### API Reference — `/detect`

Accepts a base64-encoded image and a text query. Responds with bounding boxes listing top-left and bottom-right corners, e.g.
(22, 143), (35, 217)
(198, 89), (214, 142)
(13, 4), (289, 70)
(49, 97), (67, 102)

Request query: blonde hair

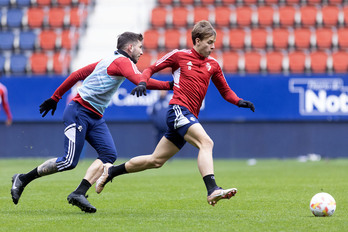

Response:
(191, 20), (216, 45)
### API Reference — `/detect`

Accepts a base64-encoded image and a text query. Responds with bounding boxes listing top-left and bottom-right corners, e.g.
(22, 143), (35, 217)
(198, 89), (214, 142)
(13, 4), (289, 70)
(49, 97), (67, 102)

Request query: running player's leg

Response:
(11, 101), (86, 205)
(184, 123), (237, 206)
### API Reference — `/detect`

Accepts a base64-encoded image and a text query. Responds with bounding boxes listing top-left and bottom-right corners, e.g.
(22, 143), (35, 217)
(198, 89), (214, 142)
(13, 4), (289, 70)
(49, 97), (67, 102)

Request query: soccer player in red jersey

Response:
(96, 21), (255, 206)
(0, 82), (12, 126)
(10, 32), (172, 213)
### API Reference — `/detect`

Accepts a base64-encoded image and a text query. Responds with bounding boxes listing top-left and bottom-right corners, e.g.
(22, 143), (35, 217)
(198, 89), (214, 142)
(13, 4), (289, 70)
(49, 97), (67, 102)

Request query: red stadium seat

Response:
(186, 29), (193, 48)
(272, 28), (289, 50)
(300, 6), (318, 27)
(70, 7), (87, 27)
(343, 6), (348, 26)
(235, 6), (253, 27)
(321, 5), (340, 27)
(164, 29), (182, 50)
(137, 52), (153, 72)
(151, 7), (167, 28)
(244, 0), (257, 4)
(328, 0), (343, 3)
(244, 52), (262, 73)
(288, 51), (307, 73)
(332, 51), (348, 73)
(337, 28), (348, 49)
(307, 0), (321, 4)
(172, 7), (189, 28)
(278, 6), (297, 27)
(285, 0), (301, 4)
(27, 7), (46, 28)
(201, 0), (215, 5)
(222, 52), (239, 73)
(56, 0), (73, 5)
(214, 6), (231, 27)
(48, 7), (66, 28)
(257, 6), (274, 27)
(214, 28), (224, 49)
(193, 7), (210, 24)
(315, 28), (333, 50)
(61, 29), (79, 50)
(39, 30), (58, 50)
(266, 51), (283, 73)
(293, 28), (312, 50)
(220, 0), (236, 4)
(36, 0), (51, 6)
(228, 29), (245, 50)
(53, 52), (70, 74)
(143, 29), (160, 50)
(178, 0), (194, 5)
(250, 28), (268, 49)
(310, 51), (328, 73)
(30, 53), (49, 74)
(157, 0), (173, 5)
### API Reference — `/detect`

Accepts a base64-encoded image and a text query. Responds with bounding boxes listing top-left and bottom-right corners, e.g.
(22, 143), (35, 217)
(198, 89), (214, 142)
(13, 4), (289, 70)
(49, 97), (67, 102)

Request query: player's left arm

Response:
(212, 65), (255, 112)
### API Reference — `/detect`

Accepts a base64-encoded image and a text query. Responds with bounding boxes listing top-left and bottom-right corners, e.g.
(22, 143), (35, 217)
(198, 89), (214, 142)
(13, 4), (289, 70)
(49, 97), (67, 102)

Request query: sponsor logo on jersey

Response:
(206, 62), (211, 71)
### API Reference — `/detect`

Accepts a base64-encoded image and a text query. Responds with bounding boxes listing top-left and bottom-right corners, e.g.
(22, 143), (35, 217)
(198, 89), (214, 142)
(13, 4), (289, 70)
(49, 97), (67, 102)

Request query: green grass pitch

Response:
(1, 158), (347, 232)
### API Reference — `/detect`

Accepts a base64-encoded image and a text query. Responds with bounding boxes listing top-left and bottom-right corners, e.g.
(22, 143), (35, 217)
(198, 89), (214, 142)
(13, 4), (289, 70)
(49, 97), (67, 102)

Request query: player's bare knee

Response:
(149, 158), (165, 169)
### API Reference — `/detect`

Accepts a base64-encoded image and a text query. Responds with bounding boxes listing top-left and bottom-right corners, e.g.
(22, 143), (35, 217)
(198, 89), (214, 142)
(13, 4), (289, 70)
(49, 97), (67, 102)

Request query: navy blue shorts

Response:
(56, 101), (117, 171)
(164, 104), (199, 149)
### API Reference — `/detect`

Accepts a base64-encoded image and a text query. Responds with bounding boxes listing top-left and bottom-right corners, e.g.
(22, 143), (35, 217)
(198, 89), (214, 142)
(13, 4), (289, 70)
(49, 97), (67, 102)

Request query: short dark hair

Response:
(191, 20), (216, 45)
(117, 32), (143, 50)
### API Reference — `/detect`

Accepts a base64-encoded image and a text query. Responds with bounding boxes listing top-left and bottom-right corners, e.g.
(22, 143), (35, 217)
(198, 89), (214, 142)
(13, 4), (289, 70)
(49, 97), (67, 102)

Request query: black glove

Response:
(39, 98), (58, 117)
(131, 82), (147, 97)
(238, 100), (255, 112)
(169, 80), (174, 90)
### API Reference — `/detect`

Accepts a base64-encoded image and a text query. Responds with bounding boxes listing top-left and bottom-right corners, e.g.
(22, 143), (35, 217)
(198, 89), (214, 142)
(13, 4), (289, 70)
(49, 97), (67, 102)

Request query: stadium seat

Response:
(257, 6), (274, 27)
(0, 55), (6, 73)
(222, 51), (239, 73)
(30, 53), (49, 74)
(48, 7), (67, 28)
(278, 6), (297, 27)
(337, 28), (348, 49)
(16, 0), (32, 6)
(235, 6), (253, 27)
(6, 8), (24, 28)
(315, 28), (333, 50)
(328, 0), (343, 3)
(310, 51), (328, 73)
(244, 52), (262, 73)
(288, 51), (307, 73)
(0, 0), (10, 7)
(172, 7), (189, 28)
(0, 31), (15, 51)
(36, 0), (51, 6)
(343, 6), (348, 26)
(39, 30), (58, 50)
(250, 28), (269, 49)
(53, 52), (70, 74)
(193, 7), (210, 24)
(220, 0), (236, 5)
(214, 28), (224, 50)
(228, 29), (245, 50)
(201, 0), (215, 5)
(214, 6), (231, 27)
(56, 0), (73, 6)
(137, 52), (153, 72)
(151, 7), (167, 28)
(272, 28), (289, 50)
(19, 31), (37, 50)
(285, 0), (301, 4)
(178, 0), (194, 5)
(186, 29), (193, 48)
(307, 0), (321, 4)
(244, 0), (258, 4)
(332, 51), (348, 73)
(70, 6), (87, 27)
(164, 29), (182, 50)
(264, 0), (278, 4)
(321, 5), (340, 27)
(293, 28), (312, 50)
(143, 29), (160, 50)
(266, 51), (283, 73)
(157, 0), (173, 5)
(300, 6), (318, 27)
(27, 7), (46, 28)
(10, 54), (28, 74)
(61, 29), (79, 50)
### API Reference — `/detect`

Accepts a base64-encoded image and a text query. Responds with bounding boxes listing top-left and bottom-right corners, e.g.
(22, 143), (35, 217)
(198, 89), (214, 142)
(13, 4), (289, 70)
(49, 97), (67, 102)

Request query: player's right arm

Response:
(39, 62), (98, 117)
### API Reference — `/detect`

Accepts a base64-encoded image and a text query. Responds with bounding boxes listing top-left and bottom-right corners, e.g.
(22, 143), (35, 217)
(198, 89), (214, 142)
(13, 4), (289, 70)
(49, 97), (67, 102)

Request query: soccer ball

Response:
(309, 192), (336, 217)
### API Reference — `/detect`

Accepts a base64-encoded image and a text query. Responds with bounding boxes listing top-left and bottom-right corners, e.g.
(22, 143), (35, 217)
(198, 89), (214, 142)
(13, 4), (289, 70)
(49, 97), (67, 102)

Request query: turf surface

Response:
(1, 158), (347, 231)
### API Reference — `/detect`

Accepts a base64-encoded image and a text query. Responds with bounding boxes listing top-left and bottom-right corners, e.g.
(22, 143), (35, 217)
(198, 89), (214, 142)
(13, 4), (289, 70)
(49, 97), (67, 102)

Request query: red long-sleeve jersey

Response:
(51, 56), (171, 117)
(0, 83), (12, 121)
(142, 48), (241, 118)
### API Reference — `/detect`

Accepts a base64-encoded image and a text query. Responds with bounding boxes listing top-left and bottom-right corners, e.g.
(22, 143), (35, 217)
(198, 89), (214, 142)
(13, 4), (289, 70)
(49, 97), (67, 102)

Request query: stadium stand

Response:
(1, 0), (347, 75)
